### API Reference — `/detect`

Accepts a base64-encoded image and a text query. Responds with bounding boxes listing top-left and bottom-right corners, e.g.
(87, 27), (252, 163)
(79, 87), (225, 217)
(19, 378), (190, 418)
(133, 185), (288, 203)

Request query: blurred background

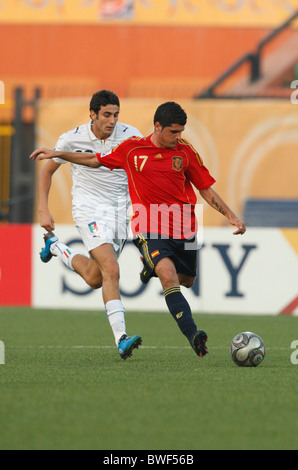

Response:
(0, 0), (297, 314)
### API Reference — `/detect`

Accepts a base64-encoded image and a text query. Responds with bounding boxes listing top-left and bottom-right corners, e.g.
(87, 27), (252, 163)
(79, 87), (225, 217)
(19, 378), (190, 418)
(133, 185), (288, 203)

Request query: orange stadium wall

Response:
(34, 97), (298, 226)
(0, 24), (292, 100)
(1, 0), (298, 100)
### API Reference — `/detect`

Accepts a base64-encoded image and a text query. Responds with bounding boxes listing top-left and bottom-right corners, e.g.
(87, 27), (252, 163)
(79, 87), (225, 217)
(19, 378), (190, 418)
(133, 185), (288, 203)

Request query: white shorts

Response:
(75, 215), (128, 259)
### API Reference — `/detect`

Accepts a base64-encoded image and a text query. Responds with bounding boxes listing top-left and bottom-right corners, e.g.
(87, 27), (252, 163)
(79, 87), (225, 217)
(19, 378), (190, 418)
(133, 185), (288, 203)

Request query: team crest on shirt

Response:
(88, 221), (98, 233)
(172, 156), (183, 171)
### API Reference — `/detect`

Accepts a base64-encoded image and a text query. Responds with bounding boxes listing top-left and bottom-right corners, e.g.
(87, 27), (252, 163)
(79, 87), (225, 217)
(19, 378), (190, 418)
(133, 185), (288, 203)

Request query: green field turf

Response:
(0, 307), (297, 450)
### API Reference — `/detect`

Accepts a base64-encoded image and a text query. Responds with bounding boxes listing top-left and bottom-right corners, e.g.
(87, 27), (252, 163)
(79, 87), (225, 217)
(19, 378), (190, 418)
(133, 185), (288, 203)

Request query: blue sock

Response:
(164, 286), (197, 341)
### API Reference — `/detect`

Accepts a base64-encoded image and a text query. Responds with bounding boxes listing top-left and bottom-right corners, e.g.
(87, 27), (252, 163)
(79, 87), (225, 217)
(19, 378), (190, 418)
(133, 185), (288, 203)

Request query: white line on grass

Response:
(8, 345), (288, 350)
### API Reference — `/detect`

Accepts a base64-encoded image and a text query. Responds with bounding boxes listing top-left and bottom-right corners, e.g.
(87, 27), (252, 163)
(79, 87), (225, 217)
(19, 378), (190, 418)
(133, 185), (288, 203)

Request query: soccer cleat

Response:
(140, 265), (157, 284)
(40, 231), (58, 263)
(190, 330), (209, 358)
(118, 334), (142, 360)
(139, 257), (157, 284)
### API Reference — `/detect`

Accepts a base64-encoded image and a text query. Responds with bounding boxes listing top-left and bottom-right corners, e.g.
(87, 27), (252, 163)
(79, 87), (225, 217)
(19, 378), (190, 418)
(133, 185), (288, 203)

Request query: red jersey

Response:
(97, 135), (215, 239)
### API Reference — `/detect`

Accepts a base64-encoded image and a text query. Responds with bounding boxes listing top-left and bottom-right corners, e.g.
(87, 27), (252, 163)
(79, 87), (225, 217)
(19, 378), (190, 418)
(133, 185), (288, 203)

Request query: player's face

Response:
(154, 123), (185, 148)
(90, 104), (120, 139)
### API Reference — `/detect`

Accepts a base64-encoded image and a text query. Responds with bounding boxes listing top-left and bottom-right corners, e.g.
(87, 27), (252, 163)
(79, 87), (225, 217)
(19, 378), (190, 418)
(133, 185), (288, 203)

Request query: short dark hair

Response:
(90, 90), (120, 114)
(153, 102), (187, 129)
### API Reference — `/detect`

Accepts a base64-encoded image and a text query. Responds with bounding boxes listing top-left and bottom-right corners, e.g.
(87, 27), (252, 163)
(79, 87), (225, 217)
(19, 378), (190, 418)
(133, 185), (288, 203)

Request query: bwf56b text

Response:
(148, 455), (194, 465)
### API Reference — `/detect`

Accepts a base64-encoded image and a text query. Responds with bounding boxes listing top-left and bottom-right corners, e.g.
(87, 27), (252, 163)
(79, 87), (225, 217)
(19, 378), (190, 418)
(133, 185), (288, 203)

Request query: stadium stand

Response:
(197, 11), (298, 100)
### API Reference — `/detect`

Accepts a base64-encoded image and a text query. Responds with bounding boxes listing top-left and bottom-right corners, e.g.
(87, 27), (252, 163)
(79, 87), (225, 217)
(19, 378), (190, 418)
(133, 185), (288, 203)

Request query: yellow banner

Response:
(0, 0), (298, 26)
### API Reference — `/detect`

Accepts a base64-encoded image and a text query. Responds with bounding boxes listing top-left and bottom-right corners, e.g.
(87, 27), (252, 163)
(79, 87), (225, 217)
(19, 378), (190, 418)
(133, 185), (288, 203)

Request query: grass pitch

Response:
(0, 307), (297, 450)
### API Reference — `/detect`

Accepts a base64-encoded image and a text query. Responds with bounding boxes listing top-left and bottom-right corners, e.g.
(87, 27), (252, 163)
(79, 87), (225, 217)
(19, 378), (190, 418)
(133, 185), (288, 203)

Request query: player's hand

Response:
(39, 210), (55, 232)
(29, 147), (57, 161)
(231, 218), (246, 235)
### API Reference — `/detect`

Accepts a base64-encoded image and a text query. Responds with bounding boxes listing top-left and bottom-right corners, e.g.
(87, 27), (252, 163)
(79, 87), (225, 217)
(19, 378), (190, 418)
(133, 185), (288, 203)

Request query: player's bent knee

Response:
(89, 280), (102, 289)
(86, 275), (102, 289)
(180, 277), (196, 288)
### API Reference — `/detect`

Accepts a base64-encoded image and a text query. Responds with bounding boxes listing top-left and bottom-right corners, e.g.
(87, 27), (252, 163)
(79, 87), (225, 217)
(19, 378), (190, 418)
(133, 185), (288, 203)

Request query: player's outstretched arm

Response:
(39, 160), (60, 232)
(29, 147), (102, 168)
(199, 187), (246, 235)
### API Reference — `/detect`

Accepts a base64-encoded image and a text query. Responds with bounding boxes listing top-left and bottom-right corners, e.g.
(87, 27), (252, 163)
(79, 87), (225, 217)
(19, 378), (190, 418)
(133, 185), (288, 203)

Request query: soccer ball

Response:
(230, 331), (265, 367)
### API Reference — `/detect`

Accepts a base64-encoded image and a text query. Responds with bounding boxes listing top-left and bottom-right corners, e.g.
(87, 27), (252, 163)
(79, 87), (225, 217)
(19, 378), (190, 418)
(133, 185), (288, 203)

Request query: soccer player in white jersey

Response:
(38, 90), (143, 359)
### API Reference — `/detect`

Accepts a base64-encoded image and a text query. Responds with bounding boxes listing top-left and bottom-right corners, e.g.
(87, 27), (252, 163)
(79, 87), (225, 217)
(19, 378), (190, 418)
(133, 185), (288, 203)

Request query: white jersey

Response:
(54, 121), (142, 219)
(54, 121), (143, 253)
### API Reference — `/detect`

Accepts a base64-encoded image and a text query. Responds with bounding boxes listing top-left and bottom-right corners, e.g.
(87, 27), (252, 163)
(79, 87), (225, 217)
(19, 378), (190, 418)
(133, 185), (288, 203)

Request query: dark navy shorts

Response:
(133, 234), (198, 278)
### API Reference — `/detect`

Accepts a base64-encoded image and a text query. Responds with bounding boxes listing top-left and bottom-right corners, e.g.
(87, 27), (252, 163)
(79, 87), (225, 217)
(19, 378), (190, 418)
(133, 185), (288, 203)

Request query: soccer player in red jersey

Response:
(30, 101), (246, 359)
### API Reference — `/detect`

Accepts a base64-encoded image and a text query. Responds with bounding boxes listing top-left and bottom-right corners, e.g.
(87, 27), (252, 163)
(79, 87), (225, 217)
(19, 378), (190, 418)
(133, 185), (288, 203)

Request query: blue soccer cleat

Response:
(40, 231), (58, 263)
(118, 334), (142, 360)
